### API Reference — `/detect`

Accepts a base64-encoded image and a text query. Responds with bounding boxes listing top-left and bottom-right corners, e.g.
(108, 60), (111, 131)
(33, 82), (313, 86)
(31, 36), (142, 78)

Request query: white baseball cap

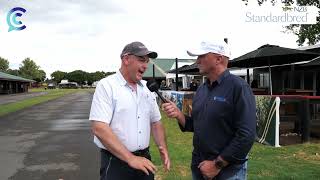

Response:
(187, 40), (231, 58)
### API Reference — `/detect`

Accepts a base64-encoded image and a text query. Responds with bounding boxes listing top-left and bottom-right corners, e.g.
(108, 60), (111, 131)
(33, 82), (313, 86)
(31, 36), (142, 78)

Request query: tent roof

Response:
(143, 58), (196, 78)
(229, 44), (320, 68)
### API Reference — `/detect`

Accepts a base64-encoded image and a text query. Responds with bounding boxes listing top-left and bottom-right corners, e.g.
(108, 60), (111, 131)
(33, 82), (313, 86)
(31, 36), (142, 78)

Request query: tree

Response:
(105, 71), (116, 76)
(244, 0), (320, 45)
(34, 69), (46, 82)
(7, 69), (20, 76)
(87, 71), (108, 85)
(50, 70), (114, 85)
(0, 57), (9, 72)
(19, 58), (42, 81)
(65, 70), (88, 85)
(51, 70), (67, 83)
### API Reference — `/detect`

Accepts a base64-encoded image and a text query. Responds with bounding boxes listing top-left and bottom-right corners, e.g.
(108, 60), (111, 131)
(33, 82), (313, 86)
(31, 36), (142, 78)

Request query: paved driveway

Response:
(0, 91), (99, 180)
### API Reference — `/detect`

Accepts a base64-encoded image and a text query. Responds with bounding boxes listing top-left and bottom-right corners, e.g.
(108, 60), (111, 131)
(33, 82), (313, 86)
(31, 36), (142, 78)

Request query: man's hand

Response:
(198, 160), (221, 179)
(159, 146), (170, 171)
(161, 100), (182, 119)
(127, 155), (157, 175)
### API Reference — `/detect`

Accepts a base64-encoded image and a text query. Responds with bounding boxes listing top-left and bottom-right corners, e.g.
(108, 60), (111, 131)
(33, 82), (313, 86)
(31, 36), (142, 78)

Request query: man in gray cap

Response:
(89, 41), (170, 180)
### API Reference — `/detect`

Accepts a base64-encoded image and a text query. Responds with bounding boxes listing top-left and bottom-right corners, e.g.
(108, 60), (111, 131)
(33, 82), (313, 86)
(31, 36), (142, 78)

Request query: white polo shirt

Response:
(89, 70), (161, 152)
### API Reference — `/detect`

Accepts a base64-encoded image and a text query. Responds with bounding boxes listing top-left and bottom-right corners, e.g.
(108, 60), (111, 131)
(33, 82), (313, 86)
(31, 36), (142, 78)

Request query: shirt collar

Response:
(116, 70), (144, 87)
(216, 69), (230, 84)
(205, 69), (230, 88)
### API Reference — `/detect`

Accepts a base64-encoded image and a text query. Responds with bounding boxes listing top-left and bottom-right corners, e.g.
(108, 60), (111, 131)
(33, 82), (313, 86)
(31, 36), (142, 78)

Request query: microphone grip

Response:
(155, 90), (168, 103)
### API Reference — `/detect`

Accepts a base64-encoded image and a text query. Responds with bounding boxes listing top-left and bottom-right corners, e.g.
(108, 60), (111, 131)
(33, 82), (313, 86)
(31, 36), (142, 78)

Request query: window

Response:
(259, 73), (269, 88)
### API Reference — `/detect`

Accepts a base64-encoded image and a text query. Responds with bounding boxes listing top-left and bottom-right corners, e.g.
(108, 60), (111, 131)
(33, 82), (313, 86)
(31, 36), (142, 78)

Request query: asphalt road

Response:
(0, 91), (99, 180)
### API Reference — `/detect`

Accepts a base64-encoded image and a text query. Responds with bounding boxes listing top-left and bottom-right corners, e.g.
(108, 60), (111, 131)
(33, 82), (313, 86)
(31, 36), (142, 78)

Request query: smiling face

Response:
(121, 54), (149, 83)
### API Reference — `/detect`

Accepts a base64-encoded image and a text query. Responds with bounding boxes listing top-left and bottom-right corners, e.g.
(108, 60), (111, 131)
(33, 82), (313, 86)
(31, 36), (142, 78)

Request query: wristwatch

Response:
(213, 159), (225, 169)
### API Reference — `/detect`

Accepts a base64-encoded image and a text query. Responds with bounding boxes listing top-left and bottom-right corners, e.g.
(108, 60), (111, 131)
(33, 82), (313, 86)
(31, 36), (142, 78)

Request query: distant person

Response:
(162, 39), (256, 180)
(169, 80), (176, 91)
(89, 41), (170, 180)
(251, 79), (258, 88)
(189, 79), (198, 91)
(160, 80), (167, 90)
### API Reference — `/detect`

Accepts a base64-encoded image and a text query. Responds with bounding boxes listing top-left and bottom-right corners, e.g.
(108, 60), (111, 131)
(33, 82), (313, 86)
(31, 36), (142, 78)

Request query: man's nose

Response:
(142, 62), (148, 69)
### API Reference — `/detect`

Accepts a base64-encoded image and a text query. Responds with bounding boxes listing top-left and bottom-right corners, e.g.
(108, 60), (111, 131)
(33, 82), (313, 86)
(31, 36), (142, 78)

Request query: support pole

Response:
(175, 58), (178, 91)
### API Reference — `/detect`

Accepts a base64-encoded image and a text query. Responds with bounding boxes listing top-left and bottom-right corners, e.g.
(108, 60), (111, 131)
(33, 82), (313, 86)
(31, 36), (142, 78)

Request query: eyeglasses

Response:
(127, 54), (150, 63)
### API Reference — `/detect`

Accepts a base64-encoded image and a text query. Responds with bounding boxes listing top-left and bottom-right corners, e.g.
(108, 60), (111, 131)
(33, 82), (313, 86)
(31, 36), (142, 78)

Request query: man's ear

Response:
(214, 55), (222, 65)
(217, 55), (223, 61)
(122, 55), (130, 65)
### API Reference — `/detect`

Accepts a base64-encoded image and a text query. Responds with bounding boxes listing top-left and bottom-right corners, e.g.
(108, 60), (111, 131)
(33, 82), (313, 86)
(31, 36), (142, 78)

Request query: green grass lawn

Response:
(0, 88), (91, 117)
(150, 113), (320, 180)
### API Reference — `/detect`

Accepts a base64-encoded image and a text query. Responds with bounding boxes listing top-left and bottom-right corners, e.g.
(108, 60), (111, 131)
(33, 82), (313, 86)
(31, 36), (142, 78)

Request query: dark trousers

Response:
(100, 148), (154, 180)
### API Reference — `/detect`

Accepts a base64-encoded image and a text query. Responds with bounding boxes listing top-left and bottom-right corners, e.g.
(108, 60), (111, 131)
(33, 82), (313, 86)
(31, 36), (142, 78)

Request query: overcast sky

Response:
(0, 0), (315, 78)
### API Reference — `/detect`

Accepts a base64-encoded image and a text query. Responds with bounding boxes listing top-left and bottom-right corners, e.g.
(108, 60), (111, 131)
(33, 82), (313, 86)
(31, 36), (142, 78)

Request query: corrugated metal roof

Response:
(143, 58), (196, 78)
(0, 71), (35, 82)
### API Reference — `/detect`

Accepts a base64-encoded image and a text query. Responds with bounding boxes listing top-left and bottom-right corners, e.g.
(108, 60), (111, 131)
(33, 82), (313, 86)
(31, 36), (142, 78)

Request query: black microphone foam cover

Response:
(146, 79), (159, 92)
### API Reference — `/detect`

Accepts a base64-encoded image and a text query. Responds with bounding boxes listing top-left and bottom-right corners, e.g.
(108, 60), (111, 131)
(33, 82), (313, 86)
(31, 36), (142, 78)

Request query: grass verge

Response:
(0, 89), (84, 117)
(150, 112), (320, 180)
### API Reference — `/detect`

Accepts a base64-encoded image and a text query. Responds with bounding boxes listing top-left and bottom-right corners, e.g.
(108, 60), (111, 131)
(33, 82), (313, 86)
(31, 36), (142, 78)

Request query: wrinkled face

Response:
(196, 53), (221, 75)
(123, 54), (149, 83)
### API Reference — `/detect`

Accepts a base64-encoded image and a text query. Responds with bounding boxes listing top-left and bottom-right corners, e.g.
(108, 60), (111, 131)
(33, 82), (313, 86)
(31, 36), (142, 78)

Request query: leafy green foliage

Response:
(286, 0), (320, 45)
(0, 57), (9, 72)
(3, 57), (114, 84)
(65, 70), (88, 85)
(51, 70), (114, 85)
(18, 58), (46, 82)
(6, 69), (20, 76)
(51, 70), (67, 83)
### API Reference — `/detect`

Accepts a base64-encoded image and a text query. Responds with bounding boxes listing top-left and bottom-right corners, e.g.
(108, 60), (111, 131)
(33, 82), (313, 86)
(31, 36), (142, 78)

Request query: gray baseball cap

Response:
(120, 41), (158, 59)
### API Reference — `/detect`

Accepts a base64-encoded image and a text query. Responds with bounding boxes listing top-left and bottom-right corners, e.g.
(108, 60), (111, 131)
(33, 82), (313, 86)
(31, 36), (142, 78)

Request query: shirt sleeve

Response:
(178, 115), (194, 132)
(220, 84), (256, 164)
(89, 80), (113, 124)
(150, 92), (161, 123)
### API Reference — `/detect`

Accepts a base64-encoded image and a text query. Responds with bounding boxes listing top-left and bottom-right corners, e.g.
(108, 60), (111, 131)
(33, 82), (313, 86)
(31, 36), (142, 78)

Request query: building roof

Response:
(0, 71), (35, 82)
(301, 56), (320, 66)
(297, 44), (320, 53)
(143, 58), (196, 78)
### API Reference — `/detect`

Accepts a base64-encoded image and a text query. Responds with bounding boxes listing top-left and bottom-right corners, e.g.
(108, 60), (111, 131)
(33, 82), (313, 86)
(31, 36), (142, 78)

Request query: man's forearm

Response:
(151, 121), (167, 149)
(91, 121), (134, 163)
(176, 111), (186, 127)
(219, 128), (255, 164)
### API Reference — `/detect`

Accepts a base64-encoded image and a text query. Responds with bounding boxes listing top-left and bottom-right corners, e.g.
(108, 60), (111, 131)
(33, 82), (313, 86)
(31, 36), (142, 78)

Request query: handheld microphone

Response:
(147, 79), (168, 103)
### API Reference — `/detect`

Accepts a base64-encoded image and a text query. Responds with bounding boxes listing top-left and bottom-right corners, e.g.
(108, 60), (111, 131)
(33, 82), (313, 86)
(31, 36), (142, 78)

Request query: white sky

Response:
(0, 0), (313, 78)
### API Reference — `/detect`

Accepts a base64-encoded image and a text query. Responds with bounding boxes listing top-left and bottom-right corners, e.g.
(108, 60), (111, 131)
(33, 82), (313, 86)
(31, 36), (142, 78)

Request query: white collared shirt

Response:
(89, 70), (161, 152)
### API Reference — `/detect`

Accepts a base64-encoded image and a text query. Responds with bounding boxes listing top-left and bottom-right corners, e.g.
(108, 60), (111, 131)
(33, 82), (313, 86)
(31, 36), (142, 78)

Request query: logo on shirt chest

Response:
(213, 96), (226, 102)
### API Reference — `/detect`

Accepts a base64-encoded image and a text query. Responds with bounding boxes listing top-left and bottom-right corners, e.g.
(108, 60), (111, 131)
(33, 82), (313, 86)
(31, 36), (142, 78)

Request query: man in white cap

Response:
(90, 41), (170, 180)
(162, 39), (256, 180)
